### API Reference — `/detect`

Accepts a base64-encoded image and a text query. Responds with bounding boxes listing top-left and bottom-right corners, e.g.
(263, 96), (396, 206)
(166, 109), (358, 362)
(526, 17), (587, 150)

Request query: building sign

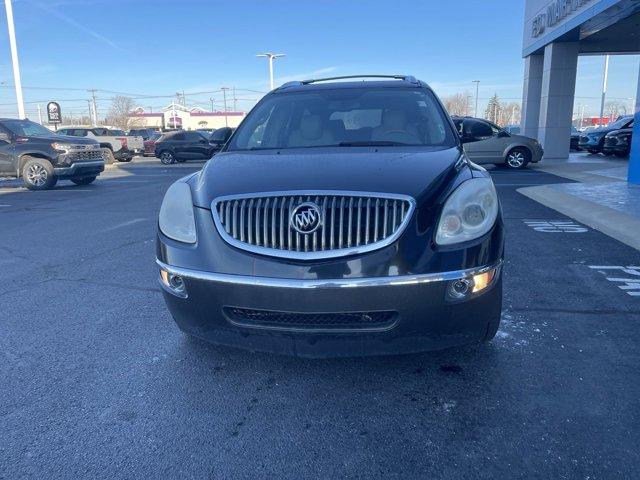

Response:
(47, 102), (62, 124)
(532, 0), (592, 37)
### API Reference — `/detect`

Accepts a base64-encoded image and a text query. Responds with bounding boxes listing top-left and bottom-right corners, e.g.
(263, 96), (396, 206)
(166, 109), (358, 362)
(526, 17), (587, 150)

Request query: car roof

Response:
(273, 75), (430, 93)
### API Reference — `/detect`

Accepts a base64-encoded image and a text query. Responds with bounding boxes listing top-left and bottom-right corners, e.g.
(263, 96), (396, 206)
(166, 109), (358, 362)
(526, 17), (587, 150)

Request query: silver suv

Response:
(453, 117), (543, 169)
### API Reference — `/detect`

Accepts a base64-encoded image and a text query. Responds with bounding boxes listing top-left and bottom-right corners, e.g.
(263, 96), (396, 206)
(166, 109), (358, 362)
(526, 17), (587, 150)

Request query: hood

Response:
(190, 146), (463, 208)
(24, 134), (99, 145)
(506, 134), (538, 143)
(606, 128), (632, 136)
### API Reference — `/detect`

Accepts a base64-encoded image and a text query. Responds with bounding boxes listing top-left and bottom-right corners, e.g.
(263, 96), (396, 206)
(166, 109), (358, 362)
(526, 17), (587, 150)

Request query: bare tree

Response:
(605, 100), (626, 120)
(106, 96), (142, 130)
(442, 92), (472, 116)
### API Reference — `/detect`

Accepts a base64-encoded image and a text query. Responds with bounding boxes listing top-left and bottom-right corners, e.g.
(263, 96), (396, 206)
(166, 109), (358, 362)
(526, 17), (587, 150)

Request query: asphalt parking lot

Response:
(1, 158), (639, 479)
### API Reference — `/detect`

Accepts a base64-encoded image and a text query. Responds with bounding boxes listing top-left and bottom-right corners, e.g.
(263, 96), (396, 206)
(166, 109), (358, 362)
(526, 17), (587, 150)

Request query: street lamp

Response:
(4, 0), (25, 118)
(256, 53), (285, 90)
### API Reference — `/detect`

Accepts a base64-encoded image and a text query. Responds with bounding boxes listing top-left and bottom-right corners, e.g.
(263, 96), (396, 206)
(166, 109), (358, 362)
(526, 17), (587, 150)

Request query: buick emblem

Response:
(290, 202), (321, 234)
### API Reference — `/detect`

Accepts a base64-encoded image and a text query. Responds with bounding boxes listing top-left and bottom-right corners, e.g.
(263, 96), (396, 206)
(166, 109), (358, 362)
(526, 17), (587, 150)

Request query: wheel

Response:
(71, 176), (97, 185)
(160, 150), (176, 165)
(102, 148), (116, 164)
(505, 147), (530, 169)
(22, 157), (57, 190)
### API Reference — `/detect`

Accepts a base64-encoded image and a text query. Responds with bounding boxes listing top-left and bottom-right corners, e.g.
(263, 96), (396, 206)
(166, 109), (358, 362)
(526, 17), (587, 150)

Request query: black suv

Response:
(154, 130), (214, 164)
(0, 118), (104, 190)
(579, 115), (634, 153)
(156, 75), (504, 357)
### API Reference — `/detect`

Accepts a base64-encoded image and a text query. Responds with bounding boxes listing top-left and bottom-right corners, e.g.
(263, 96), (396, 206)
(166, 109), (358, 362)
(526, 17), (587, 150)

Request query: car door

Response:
(462, 119), (504, 164)
(186, 131), (211, 158)
(0, 128), (14, 174)
(169, 133), (189, 158)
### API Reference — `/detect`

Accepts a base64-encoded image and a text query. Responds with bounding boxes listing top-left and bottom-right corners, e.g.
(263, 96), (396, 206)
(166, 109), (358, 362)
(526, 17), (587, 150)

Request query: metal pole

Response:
(233, 87), (237, 112)
(221, 87), (229, 127)
(269, 57), (274, 90)
(472, 80), (480, 118)
(599, 55), (610, 127)
(37, 104), (42, 124)
(209, 97), (214, 112)
(4, 0), (25, 118)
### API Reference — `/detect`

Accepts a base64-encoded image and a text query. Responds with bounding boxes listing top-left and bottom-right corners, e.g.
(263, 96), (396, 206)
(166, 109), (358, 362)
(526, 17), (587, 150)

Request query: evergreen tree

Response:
(484, 93), (501, 124)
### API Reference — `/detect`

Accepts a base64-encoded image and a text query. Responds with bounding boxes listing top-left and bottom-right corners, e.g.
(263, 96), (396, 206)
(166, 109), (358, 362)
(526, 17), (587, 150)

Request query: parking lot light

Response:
(4, 0), (25, 119)
(256, 53), (285, 90)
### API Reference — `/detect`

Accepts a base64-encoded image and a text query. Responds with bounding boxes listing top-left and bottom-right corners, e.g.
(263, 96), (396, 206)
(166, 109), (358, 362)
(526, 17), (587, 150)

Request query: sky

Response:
(0, 0), (637, 121)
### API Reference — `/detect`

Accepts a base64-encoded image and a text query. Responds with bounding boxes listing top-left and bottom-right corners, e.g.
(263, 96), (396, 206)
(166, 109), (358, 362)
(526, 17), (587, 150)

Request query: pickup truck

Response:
(56, 127), (144, 163)
(0, 118), (104, 190)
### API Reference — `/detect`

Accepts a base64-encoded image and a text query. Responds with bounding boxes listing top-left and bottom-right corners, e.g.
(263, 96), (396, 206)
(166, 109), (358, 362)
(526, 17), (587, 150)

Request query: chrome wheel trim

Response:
(507, 151), (525, 168)
(27, 164), (48, 186)
(160, 152), (174, 164)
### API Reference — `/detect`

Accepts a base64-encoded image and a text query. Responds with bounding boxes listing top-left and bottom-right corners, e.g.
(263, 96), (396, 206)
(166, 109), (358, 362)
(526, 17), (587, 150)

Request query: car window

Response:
(184, 132), (204, 141)
(71, 129), (88, 137)
(465, 120), (493, 139)
(2, 119), (54, 137)
(228, 87), (455, 150)
(210, 127), (231, 142)
(173, 133), (186, 141)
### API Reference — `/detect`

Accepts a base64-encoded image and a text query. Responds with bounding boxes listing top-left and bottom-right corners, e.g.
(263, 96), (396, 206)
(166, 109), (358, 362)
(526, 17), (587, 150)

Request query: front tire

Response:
(117, 157), (132, 163)
(22, 157), (57, 190)
(159, 150), (176, 165)
(505, 147), (530, 169)
(102, 148), (116, 164)
(71, 176), (97, 186)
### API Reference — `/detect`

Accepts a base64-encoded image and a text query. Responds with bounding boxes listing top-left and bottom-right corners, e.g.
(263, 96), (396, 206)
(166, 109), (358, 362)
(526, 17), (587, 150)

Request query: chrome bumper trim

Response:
(53, 160), (105, 175)
(156, 259), (502, 289)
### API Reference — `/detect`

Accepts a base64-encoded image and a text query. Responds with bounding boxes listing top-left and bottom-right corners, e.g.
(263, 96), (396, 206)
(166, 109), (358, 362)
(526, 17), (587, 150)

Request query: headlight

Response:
(159, 182), (197, 243)
(435, 178), (499, 245)
(51, 142), (73, 151)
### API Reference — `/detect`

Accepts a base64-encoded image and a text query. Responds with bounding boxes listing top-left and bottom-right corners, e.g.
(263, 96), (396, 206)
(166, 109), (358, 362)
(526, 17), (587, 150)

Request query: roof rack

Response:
(300, 74), (419, 85)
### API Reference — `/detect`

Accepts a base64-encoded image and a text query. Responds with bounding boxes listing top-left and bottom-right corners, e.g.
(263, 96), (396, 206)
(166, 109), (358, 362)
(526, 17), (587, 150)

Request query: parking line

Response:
(102, 218), (148, 232)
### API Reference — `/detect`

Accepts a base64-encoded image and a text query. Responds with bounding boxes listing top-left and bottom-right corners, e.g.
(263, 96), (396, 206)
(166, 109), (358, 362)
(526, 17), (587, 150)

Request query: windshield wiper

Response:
(337, 141), (413, 147)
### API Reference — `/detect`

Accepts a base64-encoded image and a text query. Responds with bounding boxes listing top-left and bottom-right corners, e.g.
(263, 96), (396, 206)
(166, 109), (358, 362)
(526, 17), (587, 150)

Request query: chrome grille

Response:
(68, 150), (104, 161)
(212, 191), (415, 260)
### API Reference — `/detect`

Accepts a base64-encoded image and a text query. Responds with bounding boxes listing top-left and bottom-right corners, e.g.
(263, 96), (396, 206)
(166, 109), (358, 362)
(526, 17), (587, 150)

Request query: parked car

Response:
(570, 126), (581, 151)
(143, 132), (162, 156)
(0, 118), (103, 190)
(156, 74), (504, 357)
(56, 127), (144, 163)
(603, 123), (633, 158)
(578, 115), (634, 154)
(208, 126), (235, 152)
(451, 116), (543, 169)
(129, 128), (157, 140)
(154, 130), (215, 164)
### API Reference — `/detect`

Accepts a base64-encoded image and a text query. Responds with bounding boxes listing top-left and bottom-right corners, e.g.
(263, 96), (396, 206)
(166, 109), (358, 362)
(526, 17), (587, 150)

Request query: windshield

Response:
(227, 87), (456, 151)
(607, 117), (632, 129)
(3, 119), (54, 137)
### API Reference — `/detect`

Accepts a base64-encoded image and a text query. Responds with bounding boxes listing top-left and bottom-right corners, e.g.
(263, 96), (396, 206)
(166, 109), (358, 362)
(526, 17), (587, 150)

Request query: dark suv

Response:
(0, 118), (103, 190)
(579, 115), (634, 153)
(154, 130), (214, 164)
(156, 75), (504, 357)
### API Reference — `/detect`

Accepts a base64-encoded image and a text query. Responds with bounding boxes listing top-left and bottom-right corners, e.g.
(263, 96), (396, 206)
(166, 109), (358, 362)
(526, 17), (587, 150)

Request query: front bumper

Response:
(578, 136), (604, 151)
(157, 259), (502, 357)
(53, 160), (105, 178)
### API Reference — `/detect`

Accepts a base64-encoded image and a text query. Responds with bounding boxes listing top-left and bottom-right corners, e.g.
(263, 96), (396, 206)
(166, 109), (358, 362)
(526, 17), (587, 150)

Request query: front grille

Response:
(68, 150), (104, 161)
(579, 136), (588, 143)
(212, 191), (415, 260)
(224, 307), (397, 331)
(604, 136), (619, 146)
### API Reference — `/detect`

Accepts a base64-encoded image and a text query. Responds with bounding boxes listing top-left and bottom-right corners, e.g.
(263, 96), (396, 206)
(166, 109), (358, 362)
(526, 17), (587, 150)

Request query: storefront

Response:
(129, 103), (245, 131)
(521, 0), (640, 183)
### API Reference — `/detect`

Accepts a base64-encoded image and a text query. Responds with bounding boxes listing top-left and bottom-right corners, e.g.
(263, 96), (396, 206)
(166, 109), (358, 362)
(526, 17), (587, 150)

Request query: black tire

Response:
(102, 148), (116, 164)
(504, 147), (530, 169)
(117, 157), (132, 163)
(22, 157), (57, 190)
(71, 176), (97, 185)
(159, 150), (175, 165)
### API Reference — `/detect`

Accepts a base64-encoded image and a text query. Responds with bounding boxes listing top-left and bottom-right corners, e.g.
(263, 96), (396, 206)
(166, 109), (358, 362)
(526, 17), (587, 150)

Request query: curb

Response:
(518, 184), (640, 252)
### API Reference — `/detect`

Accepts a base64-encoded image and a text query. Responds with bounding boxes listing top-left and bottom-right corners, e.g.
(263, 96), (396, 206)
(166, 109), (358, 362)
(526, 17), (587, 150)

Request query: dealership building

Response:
(128, 103), (245, 131)
(521, 0), (640, 183)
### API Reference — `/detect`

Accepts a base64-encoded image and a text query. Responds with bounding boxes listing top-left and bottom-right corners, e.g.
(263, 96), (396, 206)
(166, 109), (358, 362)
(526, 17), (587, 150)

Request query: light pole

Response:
(472, 80), (480, 118)
(598, 55), (610, 127)
(256, 53), (285, 90)
(4, 0), (25, 118)
(209, 97), (215, 112)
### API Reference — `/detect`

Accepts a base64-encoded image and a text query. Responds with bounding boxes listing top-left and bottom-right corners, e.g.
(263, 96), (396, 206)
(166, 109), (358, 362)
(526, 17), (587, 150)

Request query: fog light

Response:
(159, 269), (187, 298)
(446, 266), (499, 302)
(448, 278), (473, 299)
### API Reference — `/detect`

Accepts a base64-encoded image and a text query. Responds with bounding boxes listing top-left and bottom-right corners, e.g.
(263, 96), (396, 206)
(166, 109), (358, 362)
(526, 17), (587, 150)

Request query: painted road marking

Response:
(589, 266), (640, 297)
(524, 220), (588, 233)
(102, 218), (148, 232)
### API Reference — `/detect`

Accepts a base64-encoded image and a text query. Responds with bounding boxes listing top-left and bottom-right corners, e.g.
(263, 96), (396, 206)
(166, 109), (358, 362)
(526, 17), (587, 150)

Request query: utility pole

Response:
(233, 87), (237, 112)
(472, 80), (480, 118)
(598, 55), (610, 127)
(37, 104), (42, 124)
(5, 0), (25, 118)
(256, 53), (285, 90)
(88, 89), (98, 125)
(221, 87), (230, 126)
